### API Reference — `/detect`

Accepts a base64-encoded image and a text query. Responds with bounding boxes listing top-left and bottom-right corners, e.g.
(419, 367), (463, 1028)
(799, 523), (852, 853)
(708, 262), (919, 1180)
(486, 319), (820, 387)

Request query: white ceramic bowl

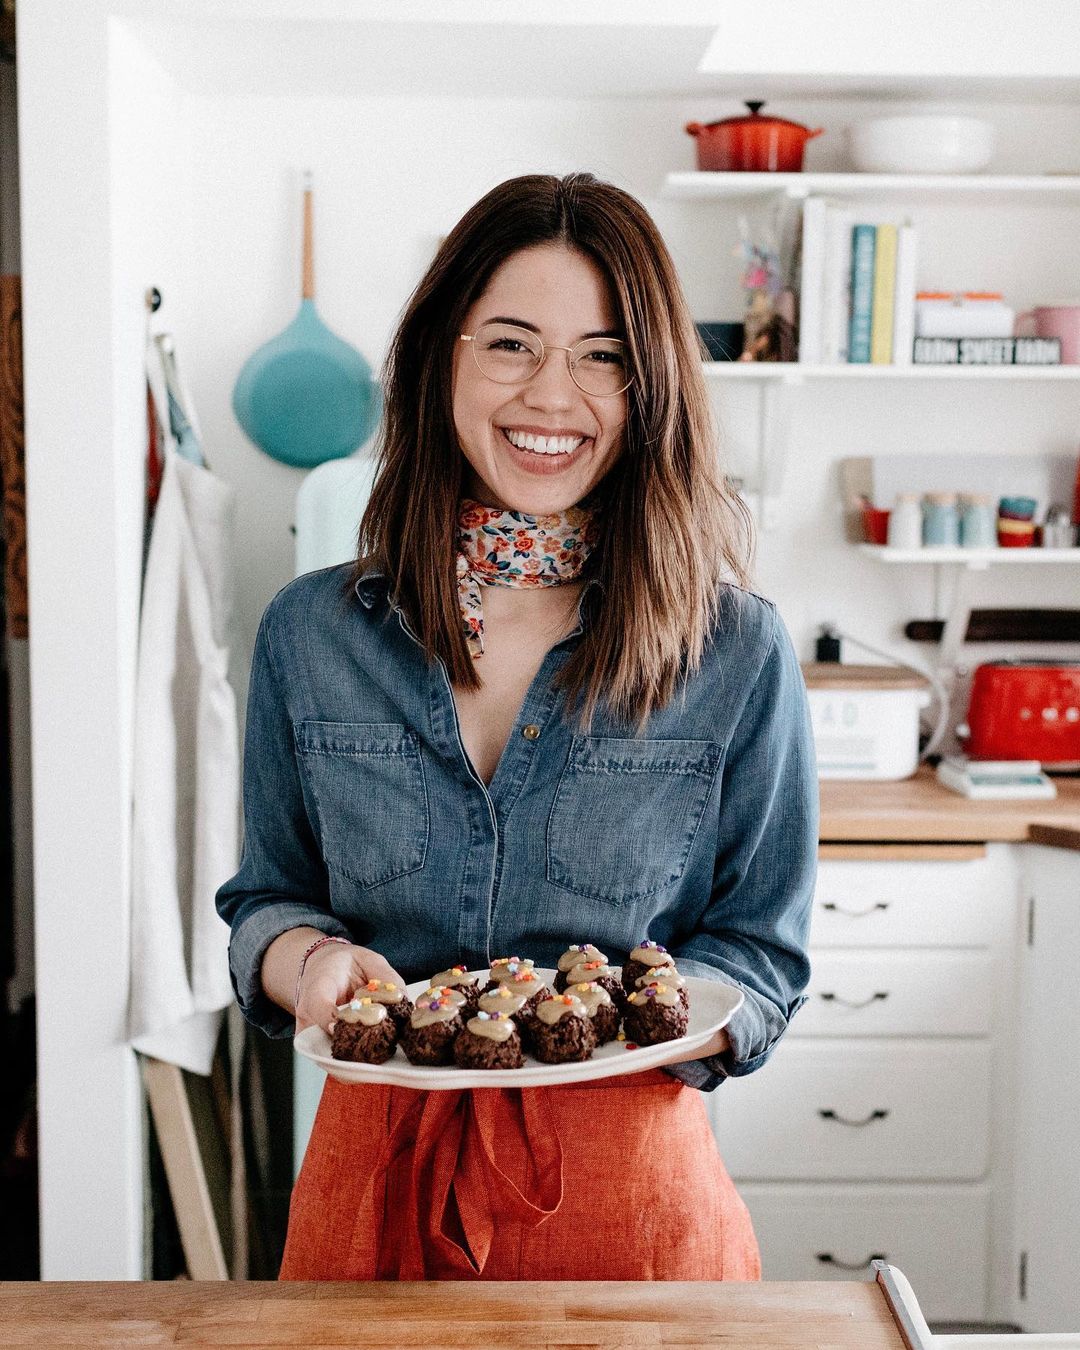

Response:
(847, 115), (996, 174)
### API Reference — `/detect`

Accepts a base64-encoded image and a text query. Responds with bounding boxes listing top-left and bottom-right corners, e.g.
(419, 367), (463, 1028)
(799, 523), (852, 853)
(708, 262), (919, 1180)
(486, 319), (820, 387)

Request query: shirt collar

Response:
(353, 563), (387, 610)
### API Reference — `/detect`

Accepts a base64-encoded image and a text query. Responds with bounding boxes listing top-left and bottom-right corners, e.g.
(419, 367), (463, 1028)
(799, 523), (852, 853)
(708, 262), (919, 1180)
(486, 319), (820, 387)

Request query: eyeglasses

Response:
(459, 321), (633, 398)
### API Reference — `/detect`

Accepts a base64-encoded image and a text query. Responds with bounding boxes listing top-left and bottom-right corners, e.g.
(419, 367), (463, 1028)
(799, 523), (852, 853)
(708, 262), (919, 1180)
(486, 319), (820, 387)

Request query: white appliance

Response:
(802, 663), (931, 780)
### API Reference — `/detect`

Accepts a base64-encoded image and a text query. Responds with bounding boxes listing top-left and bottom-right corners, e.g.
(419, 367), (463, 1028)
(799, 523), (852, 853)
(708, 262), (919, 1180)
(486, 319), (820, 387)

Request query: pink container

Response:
(1015, 303), (1080, 364)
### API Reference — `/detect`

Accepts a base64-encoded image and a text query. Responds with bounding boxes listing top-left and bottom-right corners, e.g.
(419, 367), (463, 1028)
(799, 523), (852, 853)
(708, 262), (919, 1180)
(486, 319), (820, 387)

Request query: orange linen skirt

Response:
(279, 1069), (760, 1281)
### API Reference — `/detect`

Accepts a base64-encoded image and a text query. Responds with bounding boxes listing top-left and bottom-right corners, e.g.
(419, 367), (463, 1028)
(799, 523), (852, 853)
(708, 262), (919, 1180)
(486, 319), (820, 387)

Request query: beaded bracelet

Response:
(294, 935), (350, 1012)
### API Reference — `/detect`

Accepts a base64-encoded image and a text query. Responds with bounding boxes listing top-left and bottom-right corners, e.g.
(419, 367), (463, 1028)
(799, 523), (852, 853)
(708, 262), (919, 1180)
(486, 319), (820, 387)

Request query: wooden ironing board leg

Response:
(141, 1056), (229, 1280)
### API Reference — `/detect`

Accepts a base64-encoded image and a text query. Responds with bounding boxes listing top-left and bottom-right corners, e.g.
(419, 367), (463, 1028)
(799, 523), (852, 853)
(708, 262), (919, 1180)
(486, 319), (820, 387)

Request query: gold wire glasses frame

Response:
(459, 321), (633, 398)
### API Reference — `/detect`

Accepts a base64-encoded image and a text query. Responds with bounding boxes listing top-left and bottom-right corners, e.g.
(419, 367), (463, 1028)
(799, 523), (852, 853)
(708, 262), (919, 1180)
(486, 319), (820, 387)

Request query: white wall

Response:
(19, 8), (190, 1279)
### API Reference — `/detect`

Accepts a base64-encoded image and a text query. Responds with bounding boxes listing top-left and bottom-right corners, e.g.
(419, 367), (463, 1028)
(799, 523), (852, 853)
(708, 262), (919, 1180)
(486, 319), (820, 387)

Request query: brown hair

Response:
(352, 172), (752, 734)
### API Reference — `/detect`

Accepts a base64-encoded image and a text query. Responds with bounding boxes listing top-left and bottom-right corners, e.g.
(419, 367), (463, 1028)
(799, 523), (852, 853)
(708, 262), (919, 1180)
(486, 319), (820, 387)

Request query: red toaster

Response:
(961, 661), (1080, 766)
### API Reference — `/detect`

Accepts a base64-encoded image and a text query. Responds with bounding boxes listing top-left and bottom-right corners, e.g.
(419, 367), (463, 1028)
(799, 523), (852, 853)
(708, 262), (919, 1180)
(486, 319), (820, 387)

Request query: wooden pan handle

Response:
(302, 170), (314, 300)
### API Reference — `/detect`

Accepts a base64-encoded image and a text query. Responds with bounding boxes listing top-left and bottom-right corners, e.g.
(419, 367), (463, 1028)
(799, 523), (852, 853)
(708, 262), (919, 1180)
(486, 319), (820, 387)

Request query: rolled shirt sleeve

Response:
(215, 614), (350, 1038)
(667, 605), (817, 1092)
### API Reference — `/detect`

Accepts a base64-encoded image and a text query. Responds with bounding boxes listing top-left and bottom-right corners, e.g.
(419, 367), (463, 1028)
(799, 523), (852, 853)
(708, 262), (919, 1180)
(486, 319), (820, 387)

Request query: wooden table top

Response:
(0, 1280), (908, 1348)
(819, 764), (1080, 848)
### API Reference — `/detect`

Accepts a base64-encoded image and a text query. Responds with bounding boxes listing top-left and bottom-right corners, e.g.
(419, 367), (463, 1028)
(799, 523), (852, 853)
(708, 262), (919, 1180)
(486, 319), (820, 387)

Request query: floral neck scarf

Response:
(456, 498), (601, 658)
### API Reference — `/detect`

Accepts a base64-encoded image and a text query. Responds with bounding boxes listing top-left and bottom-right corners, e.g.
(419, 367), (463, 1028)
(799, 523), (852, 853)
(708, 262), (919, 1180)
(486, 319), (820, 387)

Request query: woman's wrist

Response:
(294, 935), (351, 1010)
(261, 926), (340, 1015)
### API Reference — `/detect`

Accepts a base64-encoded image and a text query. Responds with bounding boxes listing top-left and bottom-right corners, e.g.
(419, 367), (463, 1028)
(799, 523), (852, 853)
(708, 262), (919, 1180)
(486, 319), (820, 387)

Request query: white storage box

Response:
(915, 292), (1015, 339)
(802, 663), (931, 780)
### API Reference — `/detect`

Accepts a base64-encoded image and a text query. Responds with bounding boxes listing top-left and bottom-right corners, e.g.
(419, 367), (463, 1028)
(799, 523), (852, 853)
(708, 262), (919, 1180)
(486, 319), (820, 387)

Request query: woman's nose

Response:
(522, 348), (576, 408)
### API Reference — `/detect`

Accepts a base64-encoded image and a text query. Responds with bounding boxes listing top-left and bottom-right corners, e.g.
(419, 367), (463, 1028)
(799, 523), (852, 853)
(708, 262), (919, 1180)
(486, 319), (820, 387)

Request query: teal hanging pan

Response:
(232, 172), (380, 468)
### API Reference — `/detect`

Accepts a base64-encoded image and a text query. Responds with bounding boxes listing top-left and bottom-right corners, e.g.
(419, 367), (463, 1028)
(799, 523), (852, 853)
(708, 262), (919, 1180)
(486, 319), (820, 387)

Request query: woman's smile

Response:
(498, 425), (592, 475)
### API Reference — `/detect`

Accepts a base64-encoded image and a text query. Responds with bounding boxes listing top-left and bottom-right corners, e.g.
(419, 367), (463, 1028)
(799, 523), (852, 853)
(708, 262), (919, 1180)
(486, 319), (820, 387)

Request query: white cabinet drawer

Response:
(711, 1040), (991, 1181)
(790, 949), (995, 1037)
(812, 857), (1012, 948)
(738, 1182), (990, 1323)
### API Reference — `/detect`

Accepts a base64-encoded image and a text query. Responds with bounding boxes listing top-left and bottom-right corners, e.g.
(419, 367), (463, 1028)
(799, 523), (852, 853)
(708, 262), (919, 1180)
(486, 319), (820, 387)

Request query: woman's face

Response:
(452, 243), (628, 515)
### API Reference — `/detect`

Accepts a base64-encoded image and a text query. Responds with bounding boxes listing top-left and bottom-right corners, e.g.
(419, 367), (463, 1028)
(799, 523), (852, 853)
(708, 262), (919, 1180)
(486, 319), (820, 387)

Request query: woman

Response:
(216, 172), (817, 1281)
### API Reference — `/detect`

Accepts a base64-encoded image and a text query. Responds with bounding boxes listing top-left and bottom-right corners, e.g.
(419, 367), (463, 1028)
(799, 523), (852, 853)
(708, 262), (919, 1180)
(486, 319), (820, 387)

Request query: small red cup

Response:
(861, 506), (891, 545)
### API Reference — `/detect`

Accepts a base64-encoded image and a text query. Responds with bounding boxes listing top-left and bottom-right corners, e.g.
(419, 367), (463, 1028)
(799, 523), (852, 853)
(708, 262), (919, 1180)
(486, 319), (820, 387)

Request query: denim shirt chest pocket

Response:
(293, 721), (429, 890)
(546, 736), (724, 906)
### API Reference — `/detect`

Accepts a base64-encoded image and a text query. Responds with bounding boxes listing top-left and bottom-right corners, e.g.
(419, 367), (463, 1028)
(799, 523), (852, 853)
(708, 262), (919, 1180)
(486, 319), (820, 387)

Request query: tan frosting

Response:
(557, 944), (606, 972)
(478, 986), (528, 1016)
(536, 994), (588, 1026)
(466, 1013), (516, 1043)
(422, 984), (466, 1007)
(628, 984), (679, 1009)
(629, 944), (675, 970)
(353, 978), (406, 1005)
(430, 966), (479, 989)
(504, 970), (547, 999)
(636, 970), (686, 992)
(570, 982), (613, 1015)
(565, 960), (616, 986)
(335, 997), (388, 1027)
(489, 956), (535, 982)
(410, 999), (461, 1029)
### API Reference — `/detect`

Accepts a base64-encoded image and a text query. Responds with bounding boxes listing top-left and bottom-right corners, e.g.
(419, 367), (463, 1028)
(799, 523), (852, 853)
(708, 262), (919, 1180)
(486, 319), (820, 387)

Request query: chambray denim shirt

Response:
(216, 563), (817, 1092)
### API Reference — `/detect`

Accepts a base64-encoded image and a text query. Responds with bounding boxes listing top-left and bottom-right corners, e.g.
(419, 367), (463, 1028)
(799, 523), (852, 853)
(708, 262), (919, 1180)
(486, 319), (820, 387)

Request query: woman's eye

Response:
(581, 349), (625, 366)
(488, 338), (529, 353)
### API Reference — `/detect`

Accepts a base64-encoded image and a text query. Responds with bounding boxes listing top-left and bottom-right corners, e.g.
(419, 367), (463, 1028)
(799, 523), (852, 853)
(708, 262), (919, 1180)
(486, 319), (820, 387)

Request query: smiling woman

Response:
(216, 172), (818, 1284)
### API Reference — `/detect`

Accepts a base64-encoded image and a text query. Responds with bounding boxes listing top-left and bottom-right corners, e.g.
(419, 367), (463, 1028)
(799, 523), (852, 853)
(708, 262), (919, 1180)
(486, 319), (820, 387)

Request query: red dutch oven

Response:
(686, 101), (823, 172)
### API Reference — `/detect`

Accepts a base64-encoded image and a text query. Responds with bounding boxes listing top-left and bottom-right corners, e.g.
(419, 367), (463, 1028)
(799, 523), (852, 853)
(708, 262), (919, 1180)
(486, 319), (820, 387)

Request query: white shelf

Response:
(859, 544), (1080, 565)
(702, 362), (1080, 381)
(665, 171), (1080, 205)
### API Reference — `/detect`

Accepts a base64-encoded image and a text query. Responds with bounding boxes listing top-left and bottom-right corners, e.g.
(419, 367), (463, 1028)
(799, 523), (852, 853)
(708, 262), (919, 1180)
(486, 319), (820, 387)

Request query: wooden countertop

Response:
(0, 1280), (909, 1347)
(819, 765), (1080, 849)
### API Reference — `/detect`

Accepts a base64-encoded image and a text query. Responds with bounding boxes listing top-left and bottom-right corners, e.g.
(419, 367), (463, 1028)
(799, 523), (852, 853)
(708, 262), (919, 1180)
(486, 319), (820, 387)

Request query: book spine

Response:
(847, 224), (876, 364)
(797, 196), (829, 365)
(870, 223), (897, 365)
(891, 222), (918, 366)
(821, 206), (855, 364)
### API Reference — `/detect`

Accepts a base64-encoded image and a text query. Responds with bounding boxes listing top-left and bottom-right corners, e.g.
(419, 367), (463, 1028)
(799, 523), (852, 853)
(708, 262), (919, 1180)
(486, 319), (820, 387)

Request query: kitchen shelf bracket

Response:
(936, 559), (987, 670)
(749, 375), (796, 531)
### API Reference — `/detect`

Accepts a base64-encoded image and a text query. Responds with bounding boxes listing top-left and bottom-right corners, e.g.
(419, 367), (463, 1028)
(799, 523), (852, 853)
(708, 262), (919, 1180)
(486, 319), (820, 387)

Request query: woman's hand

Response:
(295, 941), (407, 1035)
(259, 926), (407, 1036)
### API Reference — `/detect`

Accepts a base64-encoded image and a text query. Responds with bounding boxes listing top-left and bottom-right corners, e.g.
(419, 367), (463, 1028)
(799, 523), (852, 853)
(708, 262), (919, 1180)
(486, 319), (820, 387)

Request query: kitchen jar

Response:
(959, 494), (996, 548)
(922, 492), (960, 546)
(887, 493), (923, 550)
(1042, 505), (1077, 548)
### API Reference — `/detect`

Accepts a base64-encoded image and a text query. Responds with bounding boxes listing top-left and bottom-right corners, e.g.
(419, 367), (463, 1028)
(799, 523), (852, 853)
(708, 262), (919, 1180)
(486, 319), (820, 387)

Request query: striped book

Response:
(847, 224), (876, 364)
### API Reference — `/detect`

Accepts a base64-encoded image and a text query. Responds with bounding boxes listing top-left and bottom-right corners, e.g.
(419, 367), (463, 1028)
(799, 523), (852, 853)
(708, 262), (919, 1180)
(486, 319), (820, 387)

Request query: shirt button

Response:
(522, 724), (541, 741)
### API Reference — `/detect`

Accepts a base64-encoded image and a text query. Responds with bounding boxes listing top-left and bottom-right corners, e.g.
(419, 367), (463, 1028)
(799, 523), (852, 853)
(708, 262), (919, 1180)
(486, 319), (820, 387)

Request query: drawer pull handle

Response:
(819, 991), (890, 1008)
(819, 1108), (889, 1127)
(817, 1251), (888, 1272)
(821, 902), (889, 917)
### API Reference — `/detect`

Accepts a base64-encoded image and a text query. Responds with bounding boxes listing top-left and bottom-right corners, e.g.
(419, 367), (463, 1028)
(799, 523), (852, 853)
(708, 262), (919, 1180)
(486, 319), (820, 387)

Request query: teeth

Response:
(503, 429), (585, 456)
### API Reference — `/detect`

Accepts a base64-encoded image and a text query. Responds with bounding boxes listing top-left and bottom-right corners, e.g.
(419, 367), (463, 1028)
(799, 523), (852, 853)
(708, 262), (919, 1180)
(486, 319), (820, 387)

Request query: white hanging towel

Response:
(128, 445), (240, 1074)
